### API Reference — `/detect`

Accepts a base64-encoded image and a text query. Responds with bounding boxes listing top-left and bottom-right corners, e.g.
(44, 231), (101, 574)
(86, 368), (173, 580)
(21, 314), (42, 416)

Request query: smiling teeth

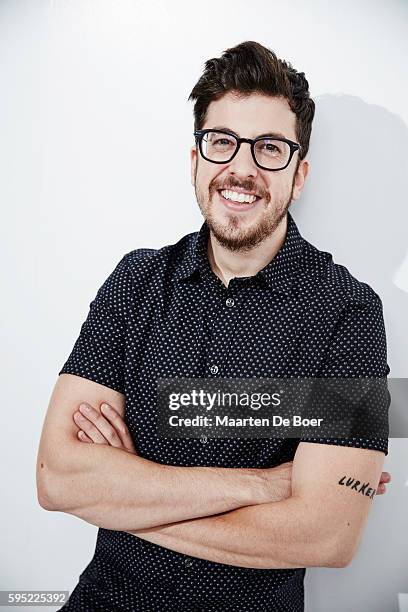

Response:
(221, 190), (257, 204)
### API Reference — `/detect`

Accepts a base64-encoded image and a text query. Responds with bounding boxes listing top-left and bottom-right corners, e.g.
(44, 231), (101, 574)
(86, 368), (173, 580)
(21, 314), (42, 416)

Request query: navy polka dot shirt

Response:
(58, 211), (390, 611)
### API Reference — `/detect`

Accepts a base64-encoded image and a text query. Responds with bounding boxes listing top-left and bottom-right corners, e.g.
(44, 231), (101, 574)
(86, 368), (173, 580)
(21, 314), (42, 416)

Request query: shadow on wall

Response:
(293, 95), (408, 612)
(293, 93), (408, 377)
(292, 95), (408, 612)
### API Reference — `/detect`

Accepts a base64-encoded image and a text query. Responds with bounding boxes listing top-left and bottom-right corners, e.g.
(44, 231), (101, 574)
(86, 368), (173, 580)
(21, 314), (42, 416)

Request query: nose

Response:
(227, 142), (259, 178)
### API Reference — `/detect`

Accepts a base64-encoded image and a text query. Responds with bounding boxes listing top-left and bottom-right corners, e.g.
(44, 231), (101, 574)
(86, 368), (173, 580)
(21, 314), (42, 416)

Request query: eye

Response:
(260, 141), (282, 153)
(255, 139), (288, 158)
(264, 143), (279, 152)
(214, 138), (233, 146)
(206, 134), (236, 152)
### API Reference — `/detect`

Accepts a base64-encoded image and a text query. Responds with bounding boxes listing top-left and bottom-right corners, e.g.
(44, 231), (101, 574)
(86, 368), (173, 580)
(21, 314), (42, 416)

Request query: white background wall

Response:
(1, 1), (407, 610)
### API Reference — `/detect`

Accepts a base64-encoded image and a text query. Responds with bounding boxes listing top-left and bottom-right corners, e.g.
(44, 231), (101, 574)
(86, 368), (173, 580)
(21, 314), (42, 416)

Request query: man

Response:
(37, 41), (391, 612)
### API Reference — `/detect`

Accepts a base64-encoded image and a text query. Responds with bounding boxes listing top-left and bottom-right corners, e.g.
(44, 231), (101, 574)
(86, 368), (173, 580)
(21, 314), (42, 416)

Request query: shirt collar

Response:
(173, 210), (305, 296)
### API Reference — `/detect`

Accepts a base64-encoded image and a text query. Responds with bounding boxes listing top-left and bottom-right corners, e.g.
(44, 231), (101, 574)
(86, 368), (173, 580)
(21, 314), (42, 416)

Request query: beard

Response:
(194, 170), (297, 253)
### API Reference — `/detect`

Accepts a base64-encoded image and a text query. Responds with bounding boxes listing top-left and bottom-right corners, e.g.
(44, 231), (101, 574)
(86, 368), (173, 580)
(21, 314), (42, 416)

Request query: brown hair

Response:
(188, 40), (315, 162)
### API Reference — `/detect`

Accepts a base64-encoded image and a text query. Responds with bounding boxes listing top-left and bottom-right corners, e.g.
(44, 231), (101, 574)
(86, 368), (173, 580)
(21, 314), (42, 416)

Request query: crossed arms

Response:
(36, 374), (387, 569)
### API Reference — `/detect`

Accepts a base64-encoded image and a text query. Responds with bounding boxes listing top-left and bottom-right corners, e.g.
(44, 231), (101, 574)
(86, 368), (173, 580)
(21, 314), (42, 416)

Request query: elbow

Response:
(37, 485), (57, 511)
(325, 552), (352, 569)
(36, 440), (83, 512)
(323, 533), (355, 568)
(37, 474), (58, 511)
(36, 458), (64, 511)
(329, 551), (353, 569)
(336, 541), (358, 568)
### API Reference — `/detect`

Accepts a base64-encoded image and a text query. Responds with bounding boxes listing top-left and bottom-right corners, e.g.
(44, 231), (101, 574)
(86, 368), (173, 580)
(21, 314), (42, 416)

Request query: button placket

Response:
(204, 279), (244, 377)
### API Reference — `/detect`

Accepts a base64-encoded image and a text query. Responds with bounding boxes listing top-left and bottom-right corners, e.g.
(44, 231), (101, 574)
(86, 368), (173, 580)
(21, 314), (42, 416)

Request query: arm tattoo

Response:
(338, 475), (375, 499)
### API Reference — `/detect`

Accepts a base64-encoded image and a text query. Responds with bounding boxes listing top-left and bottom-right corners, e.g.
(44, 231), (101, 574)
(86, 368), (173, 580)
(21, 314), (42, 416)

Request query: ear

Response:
(191, 146), (197, 187)
(292, 159), (309, 201)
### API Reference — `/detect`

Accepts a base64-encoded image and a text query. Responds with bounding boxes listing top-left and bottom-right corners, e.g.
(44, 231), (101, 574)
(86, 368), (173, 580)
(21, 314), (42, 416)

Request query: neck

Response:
(207, 215), (288, 288)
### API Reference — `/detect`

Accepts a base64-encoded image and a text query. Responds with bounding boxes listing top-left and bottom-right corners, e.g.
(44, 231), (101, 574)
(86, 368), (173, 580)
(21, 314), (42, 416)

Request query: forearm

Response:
(39, 442), (268, 530)
(126, 495), (340, 569)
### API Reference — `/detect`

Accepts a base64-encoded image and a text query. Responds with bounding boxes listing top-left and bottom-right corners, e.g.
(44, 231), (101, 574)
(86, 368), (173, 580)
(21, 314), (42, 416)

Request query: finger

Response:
(77, 430), (92, 443)
(376, 483), (386, 495)
(379, 473), (390, 485)
(73, 410), (109, 444)
(76, 403), (124, 447)
(100, 403), (137, 453)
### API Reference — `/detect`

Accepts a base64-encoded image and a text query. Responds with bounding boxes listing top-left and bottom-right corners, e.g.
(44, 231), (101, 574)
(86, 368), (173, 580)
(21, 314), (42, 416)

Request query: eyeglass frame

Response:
(194, 128), (302, 172)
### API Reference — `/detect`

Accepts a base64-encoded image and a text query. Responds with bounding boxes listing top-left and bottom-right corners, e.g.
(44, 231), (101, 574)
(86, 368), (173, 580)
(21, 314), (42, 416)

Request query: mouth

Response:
(216, 189), (262, 212)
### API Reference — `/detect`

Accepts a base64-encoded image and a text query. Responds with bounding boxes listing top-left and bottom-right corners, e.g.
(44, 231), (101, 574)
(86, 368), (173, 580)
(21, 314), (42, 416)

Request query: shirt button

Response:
(185, 558), (194, 568)
(210, 365), (219, 374)
(226, 297), (235, 307)
(200, 434), (208, 444)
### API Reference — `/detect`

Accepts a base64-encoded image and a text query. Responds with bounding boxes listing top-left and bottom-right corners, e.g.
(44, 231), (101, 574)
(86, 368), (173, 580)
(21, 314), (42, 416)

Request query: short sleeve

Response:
(300, 292), (391, 456)
(58, 254), (132, 394)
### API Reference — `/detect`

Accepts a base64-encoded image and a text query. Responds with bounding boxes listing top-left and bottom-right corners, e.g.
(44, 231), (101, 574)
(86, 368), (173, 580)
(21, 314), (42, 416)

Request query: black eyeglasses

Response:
(194, 129), (301, 171)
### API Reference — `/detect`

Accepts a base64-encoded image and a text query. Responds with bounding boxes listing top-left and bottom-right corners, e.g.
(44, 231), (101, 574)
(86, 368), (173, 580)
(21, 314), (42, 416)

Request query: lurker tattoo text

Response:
(338, 476), (376, 499)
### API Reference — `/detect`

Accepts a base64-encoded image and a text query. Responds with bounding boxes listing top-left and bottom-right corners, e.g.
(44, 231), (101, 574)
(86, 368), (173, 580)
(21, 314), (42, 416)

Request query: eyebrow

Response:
(211, 125), (289, 140)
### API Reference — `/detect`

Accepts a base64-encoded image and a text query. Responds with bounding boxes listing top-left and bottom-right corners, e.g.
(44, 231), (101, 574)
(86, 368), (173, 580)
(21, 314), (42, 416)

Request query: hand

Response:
(377, 470), (391, 495)
(73, 402), (138, 455)
(259, 461), (294, 503)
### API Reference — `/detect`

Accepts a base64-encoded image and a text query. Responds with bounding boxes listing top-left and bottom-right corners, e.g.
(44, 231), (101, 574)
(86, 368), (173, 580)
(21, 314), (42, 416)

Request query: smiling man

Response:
(37, 41), (391, 612)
